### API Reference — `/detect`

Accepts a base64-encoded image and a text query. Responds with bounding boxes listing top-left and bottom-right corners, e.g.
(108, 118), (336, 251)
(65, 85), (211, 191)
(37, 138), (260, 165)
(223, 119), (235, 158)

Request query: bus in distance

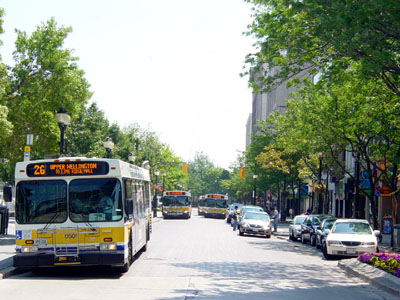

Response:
(198, 195), (206, 216)
(161, 191), (192, 219)
(12, 157), (152, 272)
(204, 194), (228, 219)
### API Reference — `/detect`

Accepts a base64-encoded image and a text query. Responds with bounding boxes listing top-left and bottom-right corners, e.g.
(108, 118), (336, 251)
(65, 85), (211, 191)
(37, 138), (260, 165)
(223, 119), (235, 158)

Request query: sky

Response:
(0, 0), (255, 169)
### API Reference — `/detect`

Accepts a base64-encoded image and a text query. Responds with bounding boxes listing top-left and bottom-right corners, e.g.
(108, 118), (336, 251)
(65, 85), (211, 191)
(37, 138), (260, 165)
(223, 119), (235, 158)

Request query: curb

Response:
(338, 258), (400, 297)
(0, 266), (19, 280)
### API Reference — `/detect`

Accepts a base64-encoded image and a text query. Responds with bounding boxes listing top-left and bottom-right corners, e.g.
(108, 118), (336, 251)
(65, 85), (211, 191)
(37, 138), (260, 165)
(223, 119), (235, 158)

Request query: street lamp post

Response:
(128, 153), (135, 164)
(154, 169), (160, 217)
(318, 154), (323, 214)
(253, 174), (258, 205)
(103, 137), (114, 158)
(162, 171), (166, 194)
(55, 108), (71, 156)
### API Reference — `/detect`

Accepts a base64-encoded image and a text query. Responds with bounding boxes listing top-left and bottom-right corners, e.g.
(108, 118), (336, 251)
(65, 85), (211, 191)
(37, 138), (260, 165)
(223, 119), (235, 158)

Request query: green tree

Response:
(244, 0), (400, 95)
(3, 18), (91, 166)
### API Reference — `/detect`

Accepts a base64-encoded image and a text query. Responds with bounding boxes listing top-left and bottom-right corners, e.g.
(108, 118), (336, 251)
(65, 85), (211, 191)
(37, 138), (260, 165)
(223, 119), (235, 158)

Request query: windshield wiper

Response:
(42, 211), (61, 232)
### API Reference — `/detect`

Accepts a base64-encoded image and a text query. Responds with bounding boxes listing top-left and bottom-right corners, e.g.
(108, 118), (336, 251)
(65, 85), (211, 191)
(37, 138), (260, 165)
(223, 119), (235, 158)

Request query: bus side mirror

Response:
(3, 186), (12, 202)
(126, 200), (133, 215)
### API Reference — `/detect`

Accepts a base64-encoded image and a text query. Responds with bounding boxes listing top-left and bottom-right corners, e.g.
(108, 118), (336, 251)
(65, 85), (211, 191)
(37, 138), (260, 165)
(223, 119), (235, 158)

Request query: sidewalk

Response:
(0, 217), (17, 279)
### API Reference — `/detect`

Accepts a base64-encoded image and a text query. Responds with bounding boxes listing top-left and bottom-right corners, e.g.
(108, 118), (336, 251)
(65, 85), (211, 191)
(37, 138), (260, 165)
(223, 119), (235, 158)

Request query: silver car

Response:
(238, 211), (272, 238)
(288, 215), (307, 241)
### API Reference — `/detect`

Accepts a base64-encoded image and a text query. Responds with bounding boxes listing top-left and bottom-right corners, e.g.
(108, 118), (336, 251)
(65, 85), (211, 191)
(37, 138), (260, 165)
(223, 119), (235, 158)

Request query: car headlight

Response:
(361, 242), (376, 246)
(327, 240), (342, 246)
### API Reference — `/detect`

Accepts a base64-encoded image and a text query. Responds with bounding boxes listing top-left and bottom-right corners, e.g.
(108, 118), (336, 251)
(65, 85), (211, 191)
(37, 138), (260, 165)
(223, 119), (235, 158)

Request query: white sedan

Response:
(322, 219), (380, 260)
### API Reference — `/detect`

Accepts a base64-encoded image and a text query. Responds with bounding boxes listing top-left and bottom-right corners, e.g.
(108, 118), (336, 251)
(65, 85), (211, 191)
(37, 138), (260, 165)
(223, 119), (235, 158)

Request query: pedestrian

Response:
(272, 207), (279, 232)
(232, 206), (238, 231)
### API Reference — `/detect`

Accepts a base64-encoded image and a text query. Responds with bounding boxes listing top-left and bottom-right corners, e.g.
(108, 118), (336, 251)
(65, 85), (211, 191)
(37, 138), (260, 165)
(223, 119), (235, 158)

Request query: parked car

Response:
(238, 211), (272, 238)
(301, 214), (333, 245)
(315, 217), (337, 249)
(323, 219), (380, 260)
(226, 203), (243, 224)
(237, 205), (264, 228)
(288, 215), (308, 241)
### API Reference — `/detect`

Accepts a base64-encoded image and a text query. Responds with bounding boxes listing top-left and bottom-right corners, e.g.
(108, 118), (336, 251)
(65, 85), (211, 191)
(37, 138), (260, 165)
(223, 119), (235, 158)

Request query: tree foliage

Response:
(245, 0), (400, 95)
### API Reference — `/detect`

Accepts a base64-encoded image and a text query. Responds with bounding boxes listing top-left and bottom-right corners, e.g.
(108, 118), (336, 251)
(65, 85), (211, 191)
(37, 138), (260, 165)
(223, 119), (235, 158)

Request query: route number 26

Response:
(34, 164), (45, 175)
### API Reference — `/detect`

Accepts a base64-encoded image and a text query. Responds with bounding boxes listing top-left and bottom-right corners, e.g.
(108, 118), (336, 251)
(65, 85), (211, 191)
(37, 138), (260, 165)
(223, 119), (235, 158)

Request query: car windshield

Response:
(16, 180), (67, 224)
(245, 213), (270, 222)
(323, 219), (337, 230)
(332, 222), (372, 234)
(314, 215), (331, 225)
(163, 196), (190, 207)
(69, 178), (123, 222)
(294, 216), (307, 224)
(242, 207), (263, 215)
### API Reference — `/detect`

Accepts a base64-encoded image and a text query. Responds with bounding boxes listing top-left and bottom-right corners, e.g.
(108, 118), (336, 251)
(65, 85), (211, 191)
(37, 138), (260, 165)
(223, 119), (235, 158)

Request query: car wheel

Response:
(311, 235), (316, 247)
(239, 229), (244, 236)
(322, 243), (334, 260)
(301, 233), (306, 244)
(266, 234), (271, 238)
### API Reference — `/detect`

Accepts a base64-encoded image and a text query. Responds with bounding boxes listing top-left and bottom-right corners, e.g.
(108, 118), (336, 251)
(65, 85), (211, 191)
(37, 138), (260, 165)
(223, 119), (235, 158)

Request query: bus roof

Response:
(15, 157), (150, 181)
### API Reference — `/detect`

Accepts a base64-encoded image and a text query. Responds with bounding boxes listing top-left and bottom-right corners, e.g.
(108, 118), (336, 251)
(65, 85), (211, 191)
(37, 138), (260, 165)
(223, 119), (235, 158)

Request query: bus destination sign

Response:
(166, 191), (186, 195)
(26, 161), (109, 177)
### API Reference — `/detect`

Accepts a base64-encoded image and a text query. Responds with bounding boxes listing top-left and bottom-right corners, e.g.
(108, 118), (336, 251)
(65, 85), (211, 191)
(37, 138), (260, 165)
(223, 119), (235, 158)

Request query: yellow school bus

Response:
(12, 157), (151, 272)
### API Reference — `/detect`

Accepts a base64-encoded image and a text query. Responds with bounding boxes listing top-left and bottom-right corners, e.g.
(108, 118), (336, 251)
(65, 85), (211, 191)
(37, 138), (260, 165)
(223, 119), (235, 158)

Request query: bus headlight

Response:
(21, 246), (38, 253)
(100, 243), (117, 251)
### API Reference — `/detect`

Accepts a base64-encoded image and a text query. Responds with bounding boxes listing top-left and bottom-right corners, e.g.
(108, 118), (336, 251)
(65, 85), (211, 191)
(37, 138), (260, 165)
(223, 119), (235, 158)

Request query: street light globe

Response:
(128, 153), (135, 164)
(55, 108), (71, 126)
(103, 137), (114, 151)
(162, 171), (166, 177)
(253, 174), (258, 179)
(154, 169), (160, 176)
(141, 160), (150, 170)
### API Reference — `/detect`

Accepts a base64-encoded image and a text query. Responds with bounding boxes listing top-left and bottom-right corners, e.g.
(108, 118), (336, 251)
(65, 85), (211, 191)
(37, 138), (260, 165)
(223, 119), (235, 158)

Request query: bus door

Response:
(134, 182), (145, 252)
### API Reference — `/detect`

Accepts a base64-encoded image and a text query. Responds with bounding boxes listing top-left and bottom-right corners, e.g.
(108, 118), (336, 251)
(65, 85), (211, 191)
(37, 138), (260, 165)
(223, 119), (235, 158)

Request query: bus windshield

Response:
(16, 180), (67, 224)
(163, 196), (190, 207)
(70, 178), (123, 222)
(205, 198), (227, 208)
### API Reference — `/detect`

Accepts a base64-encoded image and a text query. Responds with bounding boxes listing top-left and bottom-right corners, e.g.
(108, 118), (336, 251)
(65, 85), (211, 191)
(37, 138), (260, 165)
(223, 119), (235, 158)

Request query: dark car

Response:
(315, 217), (337, 249)
(301, 214), (333, 246)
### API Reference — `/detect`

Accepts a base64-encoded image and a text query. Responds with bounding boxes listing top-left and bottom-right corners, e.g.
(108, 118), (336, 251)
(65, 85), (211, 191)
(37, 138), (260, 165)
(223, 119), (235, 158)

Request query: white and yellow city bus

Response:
(204, 194), (228, 219)
(12, 157), (152, 272)
(161, 191), (192, 219)
(198, 195), (206, 216)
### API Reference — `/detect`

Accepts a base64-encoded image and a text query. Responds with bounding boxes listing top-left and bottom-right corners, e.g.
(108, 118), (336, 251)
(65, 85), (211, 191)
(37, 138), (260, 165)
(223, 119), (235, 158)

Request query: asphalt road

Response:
(0, 215), (396, 300)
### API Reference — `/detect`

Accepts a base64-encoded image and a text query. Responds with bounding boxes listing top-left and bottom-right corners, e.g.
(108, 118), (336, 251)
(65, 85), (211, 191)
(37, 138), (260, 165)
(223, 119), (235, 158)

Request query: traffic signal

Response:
(182, 163), (188, 173)
(239, 167), (245, 178)
(267, 193), (272, 200)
